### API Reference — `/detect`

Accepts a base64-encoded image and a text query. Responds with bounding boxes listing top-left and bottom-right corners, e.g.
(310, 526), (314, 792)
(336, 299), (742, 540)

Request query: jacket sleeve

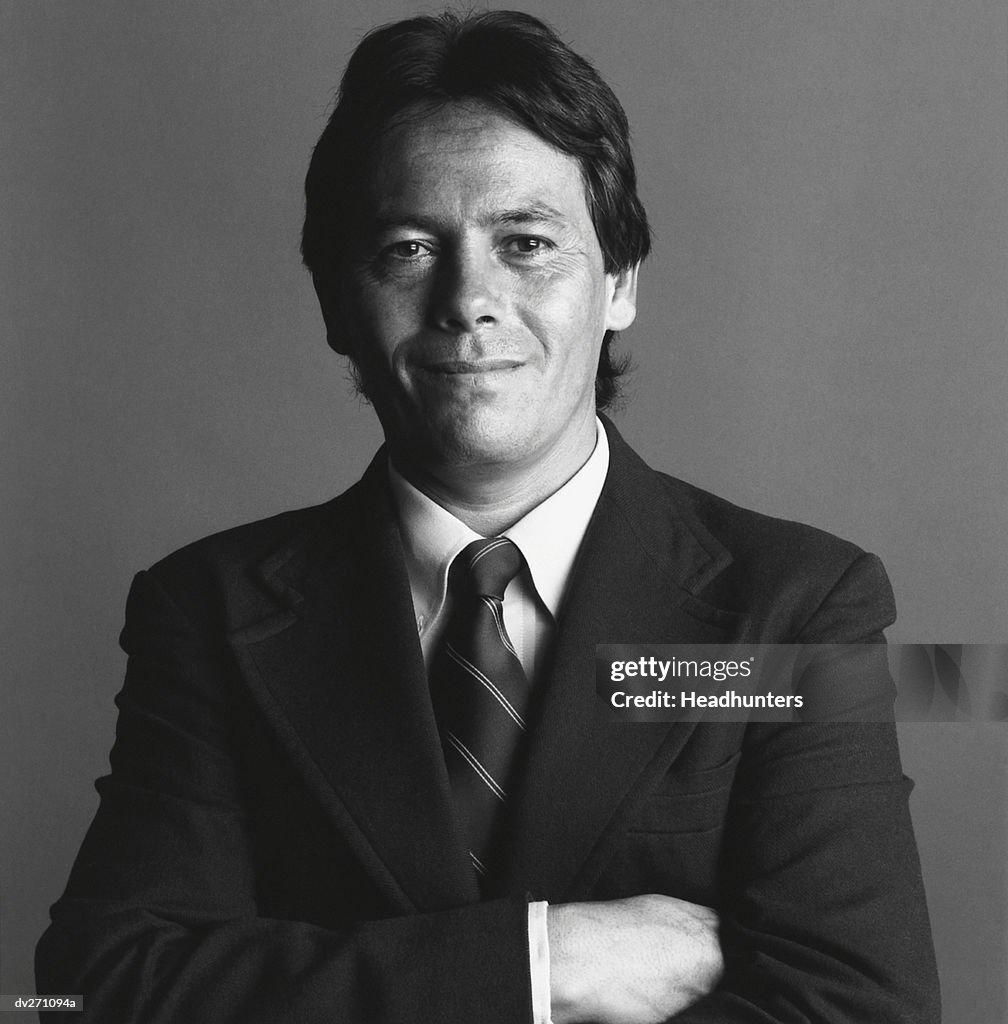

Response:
(672, 553), (941, 1023)
(36, 568), (533, 1024)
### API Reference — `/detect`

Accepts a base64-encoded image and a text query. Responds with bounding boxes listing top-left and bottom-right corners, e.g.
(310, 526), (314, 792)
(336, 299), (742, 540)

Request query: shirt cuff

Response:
(527, 899), (552, 1024)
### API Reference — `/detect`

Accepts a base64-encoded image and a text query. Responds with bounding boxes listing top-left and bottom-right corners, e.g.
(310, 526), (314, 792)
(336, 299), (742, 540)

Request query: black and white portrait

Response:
(4, 4), (1006, 1022)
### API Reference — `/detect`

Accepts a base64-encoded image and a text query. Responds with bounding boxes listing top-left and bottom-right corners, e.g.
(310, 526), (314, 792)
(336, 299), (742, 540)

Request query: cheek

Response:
(344, 287), (422, 369)
(519, 278), (607, 366)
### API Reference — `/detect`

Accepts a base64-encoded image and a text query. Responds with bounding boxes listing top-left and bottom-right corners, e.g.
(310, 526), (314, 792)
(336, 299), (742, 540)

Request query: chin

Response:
(428, 428), (526, 470)
(429, 395), (523, 439)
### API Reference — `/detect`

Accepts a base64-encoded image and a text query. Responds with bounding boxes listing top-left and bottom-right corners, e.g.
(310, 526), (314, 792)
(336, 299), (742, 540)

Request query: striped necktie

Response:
(430, 537), (531, 886)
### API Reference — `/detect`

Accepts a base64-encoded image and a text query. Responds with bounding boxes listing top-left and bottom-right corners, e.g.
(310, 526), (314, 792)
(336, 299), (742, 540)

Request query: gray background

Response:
(3, 2), (1006, 1020)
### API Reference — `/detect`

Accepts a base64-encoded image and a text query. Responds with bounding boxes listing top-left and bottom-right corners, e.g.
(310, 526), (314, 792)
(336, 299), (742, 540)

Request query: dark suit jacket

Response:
(38, 421), (940, 1022)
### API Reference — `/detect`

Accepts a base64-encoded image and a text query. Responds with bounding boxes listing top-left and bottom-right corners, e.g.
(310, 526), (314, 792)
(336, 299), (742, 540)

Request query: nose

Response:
(429, 244), (504, 333)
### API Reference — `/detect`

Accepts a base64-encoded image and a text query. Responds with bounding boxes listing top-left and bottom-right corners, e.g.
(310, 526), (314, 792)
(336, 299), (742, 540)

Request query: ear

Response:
(604, 263), (639, 332)
(311, 271), (349, 355)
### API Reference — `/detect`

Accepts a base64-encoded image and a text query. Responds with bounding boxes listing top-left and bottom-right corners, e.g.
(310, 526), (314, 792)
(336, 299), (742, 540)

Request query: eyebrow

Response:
(368, 203), (570, 234)
(486, 204), (569, 226)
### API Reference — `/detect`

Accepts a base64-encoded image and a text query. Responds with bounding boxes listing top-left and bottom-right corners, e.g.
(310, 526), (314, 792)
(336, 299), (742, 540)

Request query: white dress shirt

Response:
(387, 419), (610, 1024)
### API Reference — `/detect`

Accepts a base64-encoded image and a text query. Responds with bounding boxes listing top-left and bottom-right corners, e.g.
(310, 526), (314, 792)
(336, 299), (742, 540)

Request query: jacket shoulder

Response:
(659, 472), (865, 573)
(654, 472), (894, 638)
(150, 500), (335, 576)
(132, 498), (342, 631)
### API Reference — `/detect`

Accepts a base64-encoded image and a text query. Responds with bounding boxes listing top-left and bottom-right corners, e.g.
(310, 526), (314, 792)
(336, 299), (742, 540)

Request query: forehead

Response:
(364, 102), (592, 224)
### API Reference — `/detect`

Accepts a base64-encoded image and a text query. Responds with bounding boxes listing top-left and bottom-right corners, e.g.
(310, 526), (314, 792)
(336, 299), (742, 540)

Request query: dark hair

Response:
(301, 10), (651, 409)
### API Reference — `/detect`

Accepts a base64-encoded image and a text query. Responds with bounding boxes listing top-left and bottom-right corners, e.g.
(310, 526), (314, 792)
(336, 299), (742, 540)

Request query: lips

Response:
(422, 358), (523, 374)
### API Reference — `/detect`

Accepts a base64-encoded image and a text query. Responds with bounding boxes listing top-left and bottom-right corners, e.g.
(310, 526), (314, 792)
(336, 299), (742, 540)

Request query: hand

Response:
(547, 894), (723, 1024)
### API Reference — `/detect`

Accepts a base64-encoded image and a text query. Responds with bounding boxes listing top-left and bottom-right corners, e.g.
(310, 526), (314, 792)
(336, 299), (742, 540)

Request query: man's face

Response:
(322, 102), (637, 488)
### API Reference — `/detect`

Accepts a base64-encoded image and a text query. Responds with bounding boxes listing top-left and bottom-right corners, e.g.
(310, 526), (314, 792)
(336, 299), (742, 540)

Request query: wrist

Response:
(546, 902), (597, 1024)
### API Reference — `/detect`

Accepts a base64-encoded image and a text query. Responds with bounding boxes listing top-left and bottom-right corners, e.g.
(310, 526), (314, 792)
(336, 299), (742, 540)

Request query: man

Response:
(38, 11), (939, 1023)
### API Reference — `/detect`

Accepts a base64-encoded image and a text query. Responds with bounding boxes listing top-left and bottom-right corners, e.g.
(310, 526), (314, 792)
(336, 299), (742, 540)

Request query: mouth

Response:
(420, 358), (524, 376)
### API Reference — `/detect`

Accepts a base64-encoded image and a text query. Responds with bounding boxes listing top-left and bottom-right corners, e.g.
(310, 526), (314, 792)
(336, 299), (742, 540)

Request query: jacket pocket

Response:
(624, 751), (740, 835)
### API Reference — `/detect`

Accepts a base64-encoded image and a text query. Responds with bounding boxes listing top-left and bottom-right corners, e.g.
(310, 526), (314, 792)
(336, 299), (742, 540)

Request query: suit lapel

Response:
(228, 456), (480, 913)
(499, 421), (740, 899)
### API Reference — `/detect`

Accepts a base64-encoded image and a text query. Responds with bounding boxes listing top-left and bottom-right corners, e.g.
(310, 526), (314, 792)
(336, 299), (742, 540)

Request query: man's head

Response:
(302, 11), (650, 495)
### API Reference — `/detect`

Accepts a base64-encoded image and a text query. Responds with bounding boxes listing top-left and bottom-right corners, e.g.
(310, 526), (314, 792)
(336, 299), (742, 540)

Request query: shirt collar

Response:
(388, 419), (610, 624)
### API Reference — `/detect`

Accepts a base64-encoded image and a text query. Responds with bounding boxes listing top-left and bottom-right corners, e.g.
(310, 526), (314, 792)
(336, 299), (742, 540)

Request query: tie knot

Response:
(451, 537), (522, 600)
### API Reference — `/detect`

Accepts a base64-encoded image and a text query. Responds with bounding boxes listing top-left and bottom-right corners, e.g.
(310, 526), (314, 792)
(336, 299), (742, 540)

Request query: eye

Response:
(503, 236), (553, 256)
(383, 240), (432, 261)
